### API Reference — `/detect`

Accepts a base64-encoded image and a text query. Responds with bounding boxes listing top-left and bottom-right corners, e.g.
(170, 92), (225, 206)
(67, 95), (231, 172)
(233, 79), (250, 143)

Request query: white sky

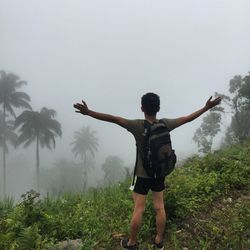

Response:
(1, 0), (250, 179)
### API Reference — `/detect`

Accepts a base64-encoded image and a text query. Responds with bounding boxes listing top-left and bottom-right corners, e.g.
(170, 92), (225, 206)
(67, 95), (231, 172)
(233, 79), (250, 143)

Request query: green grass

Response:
(0, 141), (249, 249)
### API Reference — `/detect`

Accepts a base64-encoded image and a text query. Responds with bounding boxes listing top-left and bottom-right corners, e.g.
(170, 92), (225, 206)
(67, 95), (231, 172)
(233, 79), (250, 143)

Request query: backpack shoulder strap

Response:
(131, 145), (139, 186)
(158, 119), (170, 131)
(143, 119), (152, 129)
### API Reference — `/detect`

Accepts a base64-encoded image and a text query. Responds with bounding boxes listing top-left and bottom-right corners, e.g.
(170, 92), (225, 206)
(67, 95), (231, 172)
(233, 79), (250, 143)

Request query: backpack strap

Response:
(158, 119), (170, 131)
(131, 120), (151, 186)
(131, 146), (138, 186)
(144, 119), (153, 130)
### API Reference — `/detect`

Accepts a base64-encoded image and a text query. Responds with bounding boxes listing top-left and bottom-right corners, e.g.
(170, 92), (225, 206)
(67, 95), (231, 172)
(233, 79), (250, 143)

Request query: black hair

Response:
(141, 92), (160, 116)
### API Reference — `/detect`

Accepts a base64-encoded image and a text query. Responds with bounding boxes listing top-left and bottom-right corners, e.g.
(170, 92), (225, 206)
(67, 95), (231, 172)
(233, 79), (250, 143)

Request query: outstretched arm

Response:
(73, 101), (127, 127)
(176, 96), (222, 126)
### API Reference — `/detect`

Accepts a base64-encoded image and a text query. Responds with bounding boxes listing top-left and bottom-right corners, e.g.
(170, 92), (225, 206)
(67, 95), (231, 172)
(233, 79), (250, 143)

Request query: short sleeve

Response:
(161, 118), (181, 131)
(124, 119), (143, 135)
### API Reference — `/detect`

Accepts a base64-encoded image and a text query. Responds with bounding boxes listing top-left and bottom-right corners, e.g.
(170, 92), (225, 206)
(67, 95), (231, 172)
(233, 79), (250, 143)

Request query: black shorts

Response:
(133, 176), (165, 195)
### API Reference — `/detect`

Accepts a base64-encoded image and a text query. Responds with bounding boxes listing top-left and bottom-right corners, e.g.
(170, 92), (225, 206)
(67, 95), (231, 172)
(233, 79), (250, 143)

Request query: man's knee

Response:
(134, 204), (145, 215)
(153, 203), (165, 213)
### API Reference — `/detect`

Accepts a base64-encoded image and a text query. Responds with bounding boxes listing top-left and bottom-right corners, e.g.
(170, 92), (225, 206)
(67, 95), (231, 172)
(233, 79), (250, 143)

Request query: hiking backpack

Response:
(143, 119), (177, 178)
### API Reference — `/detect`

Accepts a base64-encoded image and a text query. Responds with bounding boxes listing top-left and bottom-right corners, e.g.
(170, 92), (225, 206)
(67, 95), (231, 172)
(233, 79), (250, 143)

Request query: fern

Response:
(16, 225), (42, 250)
(0, 197), (14, 217)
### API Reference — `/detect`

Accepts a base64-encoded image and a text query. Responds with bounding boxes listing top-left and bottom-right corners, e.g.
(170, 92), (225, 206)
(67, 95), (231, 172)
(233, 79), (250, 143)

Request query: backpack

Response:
(143, 119), (177, 178)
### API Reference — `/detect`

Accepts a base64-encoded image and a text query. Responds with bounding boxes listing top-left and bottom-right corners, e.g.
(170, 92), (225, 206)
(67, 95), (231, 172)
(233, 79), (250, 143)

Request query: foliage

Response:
(71, 126), (99, 190)
(15, 108), (62, 150)
(14, 107), (62, 191)
(193, 111), (221, 153)
(40, 159), (85, 195)
(0, 70), (31, 195)
(102, 155), (125, 185)
(193, 70), (250, 151)
(0, 70), (31, 118)
(221, 71), (250, 145)
(164, 190), (250, 250)
(0, 196), (14, 217)
(0, 141), (249, 249)
(0, 111), (17, 153)
(71, 126), (98, 161)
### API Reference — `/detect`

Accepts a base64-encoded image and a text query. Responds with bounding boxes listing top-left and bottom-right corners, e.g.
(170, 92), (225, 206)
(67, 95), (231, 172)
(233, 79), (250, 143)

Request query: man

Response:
(73, 93), (221, 250)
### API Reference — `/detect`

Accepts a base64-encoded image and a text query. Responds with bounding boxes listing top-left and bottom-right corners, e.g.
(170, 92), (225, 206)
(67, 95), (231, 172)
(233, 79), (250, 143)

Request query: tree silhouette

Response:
(71, 126), (98, 190)
(15, 107), (62, 191)
(102, 155), (124, 185)
(0, 112), (17, 195)
(0, 71), (31, 195)
(193, 111), (221, 154)
(217, 72), (250, 145)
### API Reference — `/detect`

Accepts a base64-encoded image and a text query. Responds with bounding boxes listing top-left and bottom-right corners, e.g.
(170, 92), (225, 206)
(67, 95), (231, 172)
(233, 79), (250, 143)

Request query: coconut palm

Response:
(0, 71), (31, 195)
(15, 107), (62, 191)
(71, 126), (98, 190)
(0, 112), (18, 195)
(0, 71), (31, 117)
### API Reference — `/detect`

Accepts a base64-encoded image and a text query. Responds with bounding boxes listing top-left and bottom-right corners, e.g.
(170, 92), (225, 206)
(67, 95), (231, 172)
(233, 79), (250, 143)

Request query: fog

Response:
(1, 0), (250, 198)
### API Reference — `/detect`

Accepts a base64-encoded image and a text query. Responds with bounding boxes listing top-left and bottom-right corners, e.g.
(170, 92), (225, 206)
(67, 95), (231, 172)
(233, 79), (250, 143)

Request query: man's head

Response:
(141, 92), (160, 116)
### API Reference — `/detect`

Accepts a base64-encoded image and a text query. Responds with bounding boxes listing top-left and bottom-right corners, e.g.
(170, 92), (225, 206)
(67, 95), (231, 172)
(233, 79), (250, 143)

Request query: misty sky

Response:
(1, 0), (250, 179)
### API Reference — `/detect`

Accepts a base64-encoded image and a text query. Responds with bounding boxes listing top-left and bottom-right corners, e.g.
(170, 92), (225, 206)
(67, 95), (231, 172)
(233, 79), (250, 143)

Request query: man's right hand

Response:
(205, 96), (222, 110)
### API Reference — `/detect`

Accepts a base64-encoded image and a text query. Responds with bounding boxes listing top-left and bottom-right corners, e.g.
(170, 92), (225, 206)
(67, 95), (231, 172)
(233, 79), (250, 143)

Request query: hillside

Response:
(0, 141), (249, 250)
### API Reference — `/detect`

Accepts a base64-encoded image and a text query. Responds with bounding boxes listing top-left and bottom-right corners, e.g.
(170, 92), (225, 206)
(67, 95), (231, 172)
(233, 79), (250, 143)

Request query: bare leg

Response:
(128, 192), (147, 245)
(152, 191), (166, 243)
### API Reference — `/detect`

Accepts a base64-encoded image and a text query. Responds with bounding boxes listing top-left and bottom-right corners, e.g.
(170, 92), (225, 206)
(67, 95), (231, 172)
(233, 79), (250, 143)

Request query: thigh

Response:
(132, 191), (147, 211)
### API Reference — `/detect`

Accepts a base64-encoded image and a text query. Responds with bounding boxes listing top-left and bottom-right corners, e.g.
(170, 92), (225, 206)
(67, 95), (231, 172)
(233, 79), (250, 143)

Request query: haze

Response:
(1, 0), (250, 198)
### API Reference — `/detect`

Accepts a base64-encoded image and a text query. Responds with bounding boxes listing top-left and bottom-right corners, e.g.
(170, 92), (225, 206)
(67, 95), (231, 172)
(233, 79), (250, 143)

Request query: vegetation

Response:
(193, 111), (221, 153)
(0, 111), (18, 194)
(15, 108), (62, 192)
(71, 126), (99, 191)
(0, 69), (249, 249)
(193, 71), (250, 152)
(39, 159), (84, 196)
(0, 140), (249, 250)
(0, 70), (31, 195)
(0, 70), (63, 196)
(102, 155), (125, 186)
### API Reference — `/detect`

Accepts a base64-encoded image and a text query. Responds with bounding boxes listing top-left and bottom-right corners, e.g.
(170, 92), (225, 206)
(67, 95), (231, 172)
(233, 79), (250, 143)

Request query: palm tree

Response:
(0, 112), (18, 195)
(15, 107), (62, 191)
(71, 126), (98, 190)
(0, 71), (31, 195)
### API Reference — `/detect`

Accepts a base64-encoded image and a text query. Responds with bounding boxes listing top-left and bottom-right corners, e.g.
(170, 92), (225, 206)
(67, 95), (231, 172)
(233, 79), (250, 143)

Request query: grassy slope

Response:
(0, 141), (249, 250)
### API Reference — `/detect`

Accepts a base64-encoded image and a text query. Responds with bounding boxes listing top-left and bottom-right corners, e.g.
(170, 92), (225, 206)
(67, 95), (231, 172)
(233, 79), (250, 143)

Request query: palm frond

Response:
(71, 126), (99, 160)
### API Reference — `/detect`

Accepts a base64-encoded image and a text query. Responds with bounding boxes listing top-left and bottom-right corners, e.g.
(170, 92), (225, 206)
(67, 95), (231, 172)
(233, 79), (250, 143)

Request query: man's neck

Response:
(144, 114), (157, 124)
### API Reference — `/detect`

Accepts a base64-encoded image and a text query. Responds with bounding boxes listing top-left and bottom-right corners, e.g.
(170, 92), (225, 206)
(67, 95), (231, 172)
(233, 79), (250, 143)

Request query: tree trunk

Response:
(36, 135), (40, 192)
(3, 104), (6, 196)
(233, 97), (244, 143)
(83, 152), (87, 191)
(3, 145), (6, 196)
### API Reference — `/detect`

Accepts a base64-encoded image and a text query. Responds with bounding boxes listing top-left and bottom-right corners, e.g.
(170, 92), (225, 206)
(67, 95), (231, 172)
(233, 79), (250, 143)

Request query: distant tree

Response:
(71, 126), (98, 190)
(14, 107), (62, 192)
(219, 72), (250, 145)
(193, 111), (221, 153)
(0, 112), (18, 195)
(102, 155), (125, 185)
(40, 158), (83, 195)
(194, 71), (250, 151)
(0, 70), (31, 195)
(239, 72), (250, 101)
